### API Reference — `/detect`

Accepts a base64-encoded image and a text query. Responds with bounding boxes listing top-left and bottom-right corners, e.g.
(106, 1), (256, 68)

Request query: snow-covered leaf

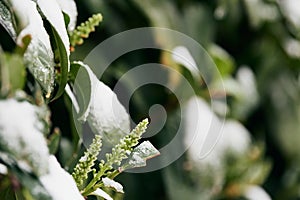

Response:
(0, 99), (50, 176)
(70, 61), (130, 146)
(102, 177), (124, 193)
(91, 188), (113, 200)
(123, 141), (160, 169)
(172, 46), (201, 81)
(37, 0), (70, 57)
(212, 66), (259, 119)
(56, 0), (77, 32)
(0, 0), (17, 40)
(10, 0), (55, 96)
(184, 97), (251, 167)
(37, 0), (70, 100)
(40, 156), (84, 200)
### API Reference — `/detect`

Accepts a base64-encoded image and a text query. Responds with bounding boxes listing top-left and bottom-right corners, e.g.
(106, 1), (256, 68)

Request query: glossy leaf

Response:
(48, 26), (69, 101)
(36, 0), (70, 100)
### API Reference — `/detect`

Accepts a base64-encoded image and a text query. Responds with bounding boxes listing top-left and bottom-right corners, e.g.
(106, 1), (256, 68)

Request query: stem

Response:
(107, 169), (120, 180)
(81, 167), (106, 196)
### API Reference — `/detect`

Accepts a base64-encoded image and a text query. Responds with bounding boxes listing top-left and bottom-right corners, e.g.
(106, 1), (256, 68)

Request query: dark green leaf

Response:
(49, 26), (69, 101)
(47, 128), (61, 155)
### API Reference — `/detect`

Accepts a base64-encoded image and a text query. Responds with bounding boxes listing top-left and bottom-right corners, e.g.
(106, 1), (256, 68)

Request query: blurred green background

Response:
(53, 0), (300, 199)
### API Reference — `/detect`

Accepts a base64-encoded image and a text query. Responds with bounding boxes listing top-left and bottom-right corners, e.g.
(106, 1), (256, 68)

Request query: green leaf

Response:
(0, 0), (17, 40)
(0, 51), (26, 96)
(49, 26), (69, 101)
(47, 128), (61, 155)
(208, 44), (235, 77)
(5, 53), (26, 93)
(69, 61), (92, 120)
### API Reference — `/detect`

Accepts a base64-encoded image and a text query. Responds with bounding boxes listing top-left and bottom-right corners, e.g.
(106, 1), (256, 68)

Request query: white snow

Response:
(10, 0), (52, 55)
(65, 83), (80, 113)
(88, 77), (130, 144)
(172, 46), (200, 80)
(56, 0), (77, 31)
(244, 185), (271, 200)
(102, 177), (124, 193)
(0, 99), (50, 176)
(0, 163), (7, 175)
(40, 156), (84, 200)
(37, 0), (70, 57)
(92, 188), (113, 200)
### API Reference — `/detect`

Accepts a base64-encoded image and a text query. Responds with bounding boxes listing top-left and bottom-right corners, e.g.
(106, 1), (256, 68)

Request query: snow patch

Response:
(102, 177), (124, 193)
(0, 163), (7, 175)
(92, 188), (113, 200)
(40, 156), (84, 200)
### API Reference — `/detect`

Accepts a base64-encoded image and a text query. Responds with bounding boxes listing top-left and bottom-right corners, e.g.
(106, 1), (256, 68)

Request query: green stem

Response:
(81, 167), (106, 196)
